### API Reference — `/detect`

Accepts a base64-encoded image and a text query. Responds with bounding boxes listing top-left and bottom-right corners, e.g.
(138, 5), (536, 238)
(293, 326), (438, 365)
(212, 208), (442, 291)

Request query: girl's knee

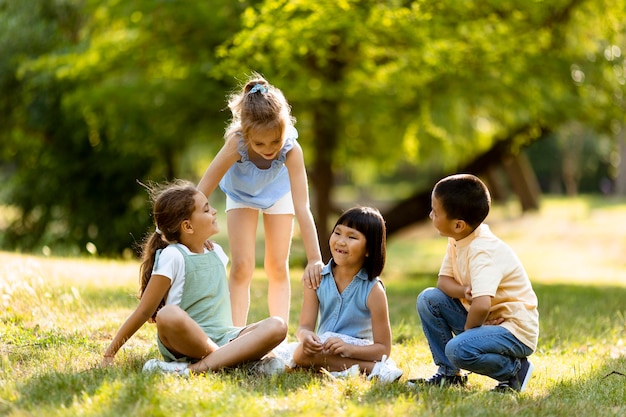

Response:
(264, 261), (289, 281)
(155, 305), (186, 328)
(229, 261), (255, 284)
(265, 316), (288, 340)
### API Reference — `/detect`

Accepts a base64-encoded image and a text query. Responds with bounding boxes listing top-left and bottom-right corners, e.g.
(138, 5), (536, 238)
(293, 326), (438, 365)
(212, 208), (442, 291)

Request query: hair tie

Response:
(155, 226), (162, 235)
(249, 84), (268, 94)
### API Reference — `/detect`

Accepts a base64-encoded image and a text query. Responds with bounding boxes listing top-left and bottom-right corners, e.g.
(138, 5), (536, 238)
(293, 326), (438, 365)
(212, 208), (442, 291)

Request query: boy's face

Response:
(430, 193), (457, 238)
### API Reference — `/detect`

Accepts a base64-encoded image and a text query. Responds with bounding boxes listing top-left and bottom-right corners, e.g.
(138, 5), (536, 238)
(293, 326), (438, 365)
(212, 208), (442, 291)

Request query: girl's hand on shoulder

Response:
(322, 337), (352, 358)
(302, 260), (324, 289)
(203, 240), (214, 251)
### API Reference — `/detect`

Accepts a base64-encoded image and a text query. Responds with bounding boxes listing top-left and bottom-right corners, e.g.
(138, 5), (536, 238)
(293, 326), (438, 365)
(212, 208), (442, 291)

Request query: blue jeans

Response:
(417, 287), (533, 382)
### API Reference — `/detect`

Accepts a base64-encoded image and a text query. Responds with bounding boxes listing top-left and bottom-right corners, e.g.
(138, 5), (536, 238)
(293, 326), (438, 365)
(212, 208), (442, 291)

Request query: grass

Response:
(1, 195), (625, 416)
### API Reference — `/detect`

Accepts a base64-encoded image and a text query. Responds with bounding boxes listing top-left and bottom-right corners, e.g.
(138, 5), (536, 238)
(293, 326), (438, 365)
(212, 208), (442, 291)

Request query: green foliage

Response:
(1, 1), (626, 255)
(216, 0), (626, 170)
(0, 0), (245, 255)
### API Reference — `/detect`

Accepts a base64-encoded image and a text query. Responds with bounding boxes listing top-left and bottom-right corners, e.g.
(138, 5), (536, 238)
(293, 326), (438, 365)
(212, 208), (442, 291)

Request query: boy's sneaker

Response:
(247, 357), (286, 376)
(407, 372), (467, 388)
(142, 359), (190, 377)
(368, 355), (403, 383)
(323, 364), (361, 379)
(492, 357), (534, 393)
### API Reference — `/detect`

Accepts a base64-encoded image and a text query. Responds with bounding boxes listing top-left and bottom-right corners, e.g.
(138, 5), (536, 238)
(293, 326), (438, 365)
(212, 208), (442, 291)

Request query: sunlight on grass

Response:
(1, 196), (625, 416)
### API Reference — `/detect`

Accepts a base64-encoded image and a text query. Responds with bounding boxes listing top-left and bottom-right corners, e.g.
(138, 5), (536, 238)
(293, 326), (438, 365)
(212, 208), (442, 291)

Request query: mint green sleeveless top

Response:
(158, 245), (242, 361)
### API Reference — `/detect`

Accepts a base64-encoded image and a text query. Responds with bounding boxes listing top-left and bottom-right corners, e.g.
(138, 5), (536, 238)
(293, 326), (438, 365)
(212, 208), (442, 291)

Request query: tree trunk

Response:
(383, 125), (549, 237)
(615, 123), (626, 196)
(306, 45), (345, 262)
(310, 101), (339, 262)
(502, 151), (541, 211)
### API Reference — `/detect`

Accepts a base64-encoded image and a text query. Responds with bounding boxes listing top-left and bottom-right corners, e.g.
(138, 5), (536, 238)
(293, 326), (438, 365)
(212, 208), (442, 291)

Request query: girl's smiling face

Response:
(189, 192), (219, 240)
(329, 223), (367, 268)
(247, 127), (284, 160)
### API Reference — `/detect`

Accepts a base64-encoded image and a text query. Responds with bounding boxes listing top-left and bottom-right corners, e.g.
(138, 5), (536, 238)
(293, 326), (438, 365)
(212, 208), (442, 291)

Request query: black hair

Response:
(332, 206), (387, 279)
(433, 173), (491, 228)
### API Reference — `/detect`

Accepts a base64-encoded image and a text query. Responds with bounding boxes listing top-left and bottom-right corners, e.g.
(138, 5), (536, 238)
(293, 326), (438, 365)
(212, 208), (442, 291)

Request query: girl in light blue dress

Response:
(198, 73), (323, 326)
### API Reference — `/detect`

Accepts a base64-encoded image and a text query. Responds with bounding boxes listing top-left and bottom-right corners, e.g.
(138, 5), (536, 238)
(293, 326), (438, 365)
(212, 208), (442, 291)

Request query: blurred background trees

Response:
(1, 0), (624, 259)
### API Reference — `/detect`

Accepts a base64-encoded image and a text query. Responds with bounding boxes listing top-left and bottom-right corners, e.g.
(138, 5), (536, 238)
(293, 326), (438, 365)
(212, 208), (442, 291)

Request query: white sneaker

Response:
(368, 355), (403, 383)
(142, 359), (190, 377)
(247, 357), (286, 376)
(326, 364), (360, 379)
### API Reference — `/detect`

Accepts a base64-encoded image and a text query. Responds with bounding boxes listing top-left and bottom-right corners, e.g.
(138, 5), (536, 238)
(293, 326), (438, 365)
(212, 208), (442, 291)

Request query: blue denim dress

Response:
(316, 261), (381, 341)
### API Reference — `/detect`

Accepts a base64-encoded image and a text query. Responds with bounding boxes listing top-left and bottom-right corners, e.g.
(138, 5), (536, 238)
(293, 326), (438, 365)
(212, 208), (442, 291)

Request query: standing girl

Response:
(292, 207), (403, 382)
(198, 73), (323, 326)
(101, 180), (287, 376)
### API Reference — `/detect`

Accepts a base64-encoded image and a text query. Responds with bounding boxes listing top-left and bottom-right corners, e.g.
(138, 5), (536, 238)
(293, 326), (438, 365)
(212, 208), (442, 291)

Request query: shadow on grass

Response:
(532, 283), (626, 348)
(9, 355), (626, 416)
(6, 274), (626, 415)
(9, 360), (336, 413)
(10, 358), (151, 412)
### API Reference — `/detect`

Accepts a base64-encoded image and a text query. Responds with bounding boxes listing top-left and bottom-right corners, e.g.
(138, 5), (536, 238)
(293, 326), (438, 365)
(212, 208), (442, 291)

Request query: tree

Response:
(0, 0), (247, 255)
(215, 0), (626, 256)
(1, 0), (625, 258)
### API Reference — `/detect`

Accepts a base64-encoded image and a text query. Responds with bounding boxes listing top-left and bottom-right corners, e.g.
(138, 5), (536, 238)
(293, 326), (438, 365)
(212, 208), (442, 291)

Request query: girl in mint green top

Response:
(101, 180), (287, 375)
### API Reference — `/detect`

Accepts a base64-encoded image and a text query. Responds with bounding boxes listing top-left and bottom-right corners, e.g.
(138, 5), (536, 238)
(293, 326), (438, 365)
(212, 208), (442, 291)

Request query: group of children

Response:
(101, 75), (539, 393)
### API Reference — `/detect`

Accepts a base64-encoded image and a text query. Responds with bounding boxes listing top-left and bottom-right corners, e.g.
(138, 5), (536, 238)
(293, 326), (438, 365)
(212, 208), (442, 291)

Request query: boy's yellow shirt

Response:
(439, 224), (539, 351)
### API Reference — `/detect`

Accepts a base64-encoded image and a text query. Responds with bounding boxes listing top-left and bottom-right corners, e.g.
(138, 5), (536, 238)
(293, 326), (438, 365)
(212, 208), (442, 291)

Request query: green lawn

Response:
(1, 196), (625, 416)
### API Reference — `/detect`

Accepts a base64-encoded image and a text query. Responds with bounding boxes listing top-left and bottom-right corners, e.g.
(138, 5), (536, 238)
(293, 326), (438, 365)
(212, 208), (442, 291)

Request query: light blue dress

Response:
(219, 125), (297, 210)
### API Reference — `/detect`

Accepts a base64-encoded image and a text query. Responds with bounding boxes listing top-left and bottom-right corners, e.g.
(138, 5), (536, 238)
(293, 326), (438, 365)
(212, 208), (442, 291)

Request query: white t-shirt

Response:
(152, 243), (229, 306)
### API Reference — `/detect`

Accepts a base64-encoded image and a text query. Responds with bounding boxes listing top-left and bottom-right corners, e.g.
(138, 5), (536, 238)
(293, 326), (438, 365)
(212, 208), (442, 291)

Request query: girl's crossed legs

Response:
(156, 304), (287, 373)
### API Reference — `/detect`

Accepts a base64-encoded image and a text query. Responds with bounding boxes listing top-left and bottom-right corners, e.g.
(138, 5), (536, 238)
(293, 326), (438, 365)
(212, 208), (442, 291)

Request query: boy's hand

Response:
(484, 317), (505, 326)
(464, 286), (473, 304)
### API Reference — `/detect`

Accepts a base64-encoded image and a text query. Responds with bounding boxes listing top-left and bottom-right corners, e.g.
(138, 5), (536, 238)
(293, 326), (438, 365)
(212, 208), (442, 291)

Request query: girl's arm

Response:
(101, 275), (171, 366)
(284, 143), (324, 288)
(296, 285), (323, 354)
(197, 134), (240, 199)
